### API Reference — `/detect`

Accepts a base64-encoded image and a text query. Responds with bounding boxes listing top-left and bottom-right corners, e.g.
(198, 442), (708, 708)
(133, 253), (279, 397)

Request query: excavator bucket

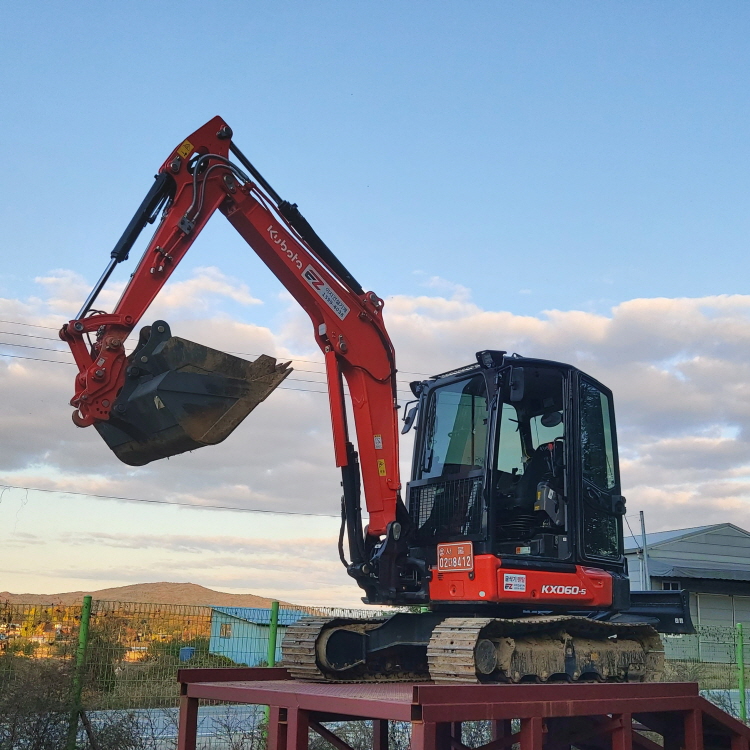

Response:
(95, 320), (292, 466)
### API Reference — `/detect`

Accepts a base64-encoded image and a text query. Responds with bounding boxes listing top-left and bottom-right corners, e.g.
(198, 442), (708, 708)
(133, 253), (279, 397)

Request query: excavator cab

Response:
(94, 320), (292, 466)
(406, 351), (626, 589)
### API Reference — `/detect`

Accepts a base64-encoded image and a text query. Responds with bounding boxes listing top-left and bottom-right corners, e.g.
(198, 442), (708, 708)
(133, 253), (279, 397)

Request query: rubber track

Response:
(427, 618), (494, 683)
(427, 615), (663, 684)
(282, 614), (662, 684)
(281, 616), (424, 683)
(281, 617), (331, 681)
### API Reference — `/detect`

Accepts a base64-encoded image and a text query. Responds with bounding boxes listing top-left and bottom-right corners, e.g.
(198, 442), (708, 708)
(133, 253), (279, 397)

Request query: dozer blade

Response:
(95, 320), (292, 466)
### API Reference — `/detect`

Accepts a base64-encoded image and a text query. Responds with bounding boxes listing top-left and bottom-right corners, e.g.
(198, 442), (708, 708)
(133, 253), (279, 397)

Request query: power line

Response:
(0, 317), (433, 377)
(623, 514), (641, 550)
(0, 352), (76, 366)
(0, 319), (60, 330)
(0, 352), (426, 403)
(0, 348), (414, 397)
(0, 352), (336, 394)
(0, 329), (60, 342)
(0, 335), (426, 387)
(0, 482), (339, 518)
(0, 341), (69, 354)
(0, 331), (418, 396)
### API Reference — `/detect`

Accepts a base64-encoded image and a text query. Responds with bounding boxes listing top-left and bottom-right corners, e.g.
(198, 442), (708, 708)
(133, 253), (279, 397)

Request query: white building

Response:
(625, 523), (750, 662)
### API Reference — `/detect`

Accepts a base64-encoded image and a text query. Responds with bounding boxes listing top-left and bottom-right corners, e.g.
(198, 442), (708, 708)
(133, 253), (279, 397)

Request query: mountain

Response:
(0, 582), (300, 608)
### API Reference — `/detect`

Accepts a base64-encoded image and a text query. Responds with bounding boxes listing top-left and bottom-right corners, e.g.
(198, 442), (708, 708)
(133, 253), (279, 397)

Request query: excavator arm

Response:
(60, 117), (402, 549)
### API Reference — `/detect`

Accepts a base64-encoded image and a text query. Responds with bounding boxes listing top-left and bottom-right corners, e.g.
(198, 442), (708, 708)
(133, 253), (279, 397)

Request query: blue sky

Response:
(2, 3), (750, 603)
(3, 2), (750, 322)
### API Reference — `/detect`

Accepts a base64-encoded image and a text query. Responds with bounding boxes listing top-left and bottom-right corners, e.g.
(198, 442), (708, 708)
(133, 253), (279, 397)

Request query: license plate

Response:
(436, 542), (474, 572)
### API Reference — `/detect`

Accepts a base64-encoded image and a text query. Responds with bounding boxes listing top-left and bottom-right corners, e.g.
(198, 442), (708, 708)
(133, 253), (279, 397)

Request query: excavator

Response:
(60, 116), (691, 683)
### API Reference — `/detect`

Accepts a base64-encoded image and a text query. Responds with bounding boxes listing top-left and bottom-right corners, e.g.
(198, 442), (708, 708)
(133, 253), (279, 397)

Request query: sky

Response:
(1, 2), (750, 607)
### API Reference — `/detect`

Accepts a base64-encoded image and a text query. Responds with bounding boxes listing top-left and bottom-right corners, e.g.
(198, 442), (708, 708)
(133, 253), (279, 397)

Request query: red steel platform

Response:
(177, 667), (750, 750)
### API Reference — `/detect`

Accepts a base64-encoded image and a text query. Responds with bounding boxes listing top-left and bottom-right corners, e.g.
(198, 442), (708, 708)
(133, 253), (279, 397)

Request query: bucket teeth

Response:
(95, 320), (292, 465)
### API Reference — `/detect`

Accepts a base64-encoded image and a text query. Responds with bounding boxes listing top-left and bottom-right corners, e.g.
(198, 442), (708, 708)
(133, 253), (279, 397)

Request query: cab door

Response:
(574, 375), (625, 566)
(407, 373), (490, 547)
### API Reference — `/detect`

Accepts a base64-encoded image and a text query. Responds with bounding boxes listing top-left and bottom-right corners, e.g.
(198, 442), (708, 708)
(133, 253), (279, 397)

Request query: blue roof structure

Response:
(210, 607), (303, 626)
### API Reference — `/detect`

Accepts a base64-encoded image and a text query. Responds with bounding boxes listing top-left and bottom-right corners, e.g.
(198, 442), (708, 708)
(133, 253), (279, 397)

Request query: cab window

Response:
(579, 380), (617, 491)
(496, 403), (524, 474)
(579, 378), (620, 559)
(529, 412), (565, 449)
(419, 375), (488, 480)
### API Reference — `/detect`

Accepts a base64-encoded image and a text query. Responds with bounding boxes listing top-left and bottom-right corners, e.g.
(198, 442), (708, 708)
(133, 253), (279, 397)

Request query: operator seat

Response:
(514, 443), (554, 508)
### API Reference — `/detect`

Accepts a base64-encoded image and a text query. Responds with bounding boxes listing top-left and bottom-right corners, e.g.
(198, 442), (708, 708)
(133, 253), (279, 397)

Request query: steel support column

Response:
(286, 707), (309, 750)
(520, 717), (544, 750)
(685, 709), (704, 750)
(268, 706), (287, 750)
(373, 719), (388, 750)
(612, 714), (633, 750)
(177, 694), (198, 750)
(413, 721), (438, 750)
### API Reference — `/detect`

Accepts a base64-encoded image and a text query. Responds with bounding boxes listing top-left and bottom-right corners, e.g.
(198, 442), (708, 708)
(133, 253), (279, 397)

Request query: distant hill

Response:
(0, 582), (300, 609)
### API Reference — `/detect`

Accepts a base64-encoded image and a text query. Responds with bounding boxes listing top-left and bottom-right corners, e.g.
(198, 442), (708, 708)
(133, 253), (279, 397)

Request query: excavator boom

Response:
(61, 116), (401, 541)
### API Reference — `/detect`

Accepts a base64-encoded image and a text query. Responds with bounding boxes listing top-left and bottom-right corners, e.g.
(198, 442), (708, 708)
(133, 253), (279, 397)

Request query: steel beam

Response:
(175, 671), (750, 750)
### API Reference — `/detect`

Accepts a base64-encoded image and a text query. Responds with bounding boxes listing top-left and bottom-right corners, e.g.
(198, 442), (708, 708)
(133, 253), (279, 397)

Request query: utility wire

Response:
(624, 514), (641, 551)
(0, 482), (339, 518)
(0, 318), (60, 330)
(0, 330), (60, 341)
(0, 347), (415, 398)
(0, 352), (334, 394)
(0, 338), (422, 390)
(0, 352), (426, 402)
(0, 317), (433, 376)
(0, 337), (425, 387)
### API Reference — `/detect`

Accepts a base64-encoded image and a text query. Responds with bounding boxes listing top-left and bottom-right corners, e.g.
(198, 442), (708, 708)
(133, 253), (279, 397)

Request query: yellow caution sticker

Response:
(377, 459), (387, 477)
(177, 140), (194, 159)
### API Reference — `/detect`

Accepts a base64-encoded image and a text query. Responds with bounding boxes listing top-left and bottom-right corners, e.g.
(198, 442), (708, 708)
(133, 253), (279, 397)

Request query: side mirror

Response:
(401, 402), (419, 434)
(541, 411), (562, 428)
(510, 367), (525, 402)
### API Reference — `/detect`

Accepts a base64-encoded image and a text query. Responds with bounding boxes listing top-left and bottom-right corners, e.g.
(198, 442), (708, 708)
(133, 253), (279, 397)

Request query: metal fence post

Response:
(738, 622), (747, 722)
(267, 600), (280, 667)
(264, 602), (281, 734)
(66, 595), (93, 750)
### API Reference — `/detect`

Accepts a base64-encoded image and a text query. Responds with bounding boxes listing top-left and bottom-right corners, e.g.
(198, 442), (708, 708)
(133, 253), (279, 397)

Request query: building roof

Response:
(211, 607), (303, 626)
(624, 523), (750, 582)
(623, 523), (744, 552)
(645, 557), (750, 582)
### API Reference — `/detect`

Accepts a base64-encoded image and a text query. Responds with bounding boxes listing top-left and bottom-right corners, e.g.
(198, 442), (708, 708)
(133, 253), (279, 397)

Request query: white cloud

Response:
(151, 266), (262, 312)
(4, 274), (750, 602)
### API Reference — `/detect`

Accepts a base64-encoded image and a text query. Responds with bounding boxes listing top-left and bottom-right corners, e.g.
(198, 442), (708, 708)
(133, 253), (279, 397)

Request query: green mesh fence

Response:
(2, 599), (750, 748)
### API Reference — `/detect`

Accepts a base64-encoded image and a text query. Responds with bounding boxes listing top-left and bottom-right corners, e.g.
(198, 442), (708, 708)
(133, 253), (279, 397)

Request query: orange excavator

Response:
(61, 117), (691, 683)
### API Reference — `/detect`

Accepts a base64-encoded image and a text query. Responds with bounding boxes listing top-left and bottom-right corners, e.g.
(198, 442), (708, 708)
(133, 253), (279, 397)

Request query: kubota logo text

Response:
(541, 585), (587, 595)
(267, 225), (303, 269)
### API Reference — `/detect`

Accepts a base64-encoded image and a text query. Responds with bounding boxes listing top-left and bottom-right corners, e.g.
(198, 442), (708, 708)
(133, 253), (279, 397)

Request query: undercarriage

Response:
(281, 614), (664, 684)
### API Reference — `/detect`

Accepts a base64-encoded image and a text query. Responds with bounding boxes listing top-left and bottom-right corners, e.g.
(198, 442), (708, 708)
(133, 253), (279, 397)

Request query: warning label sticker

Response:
(177, 140), (194, 159)
(302, 265), (350, 320)
(503, 573), (526, 592)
